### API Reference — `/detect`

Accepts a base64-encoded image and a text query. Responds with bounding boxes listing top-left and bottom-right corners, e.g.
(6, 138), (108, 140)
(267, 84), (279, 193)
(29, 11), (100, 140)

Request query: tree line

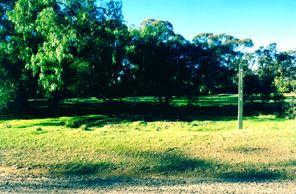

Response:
(0, 0), (295, 109)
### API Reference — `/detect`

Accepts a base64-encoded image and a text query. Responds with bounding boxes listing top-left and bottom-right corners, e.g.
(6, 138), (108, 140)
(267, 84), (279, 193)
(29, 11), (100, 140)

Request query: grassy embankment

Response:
(0, 95), (295, 181)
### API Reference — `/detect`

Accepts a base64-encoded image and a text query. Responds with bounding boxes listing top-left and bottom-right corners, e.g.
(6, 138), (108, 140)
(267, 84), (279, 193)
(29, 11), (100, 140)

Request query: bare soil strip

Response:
(0, 168), (295, 194)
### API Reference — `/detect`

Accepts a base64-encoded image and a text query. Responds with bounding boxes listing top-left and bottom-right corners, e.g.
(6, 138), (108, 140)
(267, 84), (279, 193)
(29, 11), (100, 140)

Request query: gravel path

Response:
(1, 168), (296, 193)
(1, 176), (296, 193)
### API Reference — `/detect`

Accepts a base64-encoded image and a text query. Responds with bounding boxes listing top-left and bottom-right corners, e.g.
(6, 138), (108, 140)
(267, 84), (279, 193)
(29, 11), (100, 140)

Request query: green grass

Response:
(0, 95), (295, 181)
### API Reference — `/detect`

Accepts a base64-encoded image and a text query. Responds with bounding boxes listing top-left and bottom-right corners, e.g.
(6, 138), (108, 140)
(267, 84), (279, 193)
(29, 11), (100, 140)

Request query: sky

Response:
(122, 0), (296, 51)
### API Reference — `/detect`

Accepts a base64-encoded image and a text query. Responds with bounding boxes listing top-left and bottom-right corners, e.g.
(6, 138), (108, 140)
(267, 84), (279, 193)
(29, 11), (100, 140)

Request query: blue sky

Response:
(122, 0), (296, 51)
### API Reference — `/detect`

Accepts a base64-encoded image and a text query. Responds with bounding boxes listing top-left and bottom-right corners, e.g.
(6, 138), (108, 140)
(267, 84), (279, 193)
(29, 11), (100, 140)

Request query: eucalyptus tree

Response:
(0, 1), (13, 108)
(7, 0), (126, 106)
(0, 0), (33, 109)
(248, 43), (285, 101)
(128, 19), (195, 103)
(192, 33), (253, 94)
(274, 50), (296, 93)
(91, 1), (131, 99)
(245, 44), (295, 102)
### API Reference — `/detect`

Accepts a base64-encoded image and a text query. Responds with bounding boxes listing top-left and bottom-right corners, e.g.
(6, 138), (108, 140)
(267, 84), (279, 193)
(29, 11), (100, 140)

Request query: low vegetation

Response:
(0, 95), (295, 181)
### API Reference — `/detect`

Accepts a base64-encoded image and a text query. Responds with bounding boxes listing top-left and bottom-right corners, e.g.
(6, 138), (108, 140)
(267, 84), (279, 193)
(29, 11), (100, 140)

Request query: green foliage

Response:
(9, 0), (75, 96)
(0, 79), (16, 109)
(192, 33), (253, 94)
(1, 0), (295, 108)
(285, 97), (296, 119)
(274, 51), (296, 93)
(128, 19), (197, 102)
(0, 1), (16, 108)
(64, 119), (81, 128)
(244, 44), (295, 102)
(8, 0), (127, 99)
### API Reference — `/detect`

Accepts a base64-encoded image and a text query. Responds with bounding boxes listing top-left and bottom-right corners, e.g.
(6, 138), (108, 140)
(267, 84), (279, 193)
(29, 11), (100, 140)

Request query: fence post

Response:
(238, 62), (243, 129)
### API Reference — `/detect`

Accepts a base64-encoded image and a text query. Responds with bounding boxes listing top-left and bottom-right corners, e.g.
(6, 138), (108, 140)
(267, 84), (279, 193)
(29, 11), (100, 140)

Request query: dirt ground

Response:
(1, 167), (296, 194)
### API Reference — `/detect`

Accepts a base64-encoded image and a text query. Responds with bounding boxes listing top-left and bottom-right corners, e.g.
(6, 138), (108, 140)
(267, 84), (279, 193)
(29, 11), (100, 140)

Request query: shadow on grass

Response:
(133, 150), (213, 174)
(227, 146), (269, 154)
(48, 161), (115, 176)
(0, 98), (286, 128)
(0, 151), (289, 192)
(43, 150), (286, 182)
(220, 169), (283, 181)
(273, 160), (296, 168)
(136, 150), (285, 181)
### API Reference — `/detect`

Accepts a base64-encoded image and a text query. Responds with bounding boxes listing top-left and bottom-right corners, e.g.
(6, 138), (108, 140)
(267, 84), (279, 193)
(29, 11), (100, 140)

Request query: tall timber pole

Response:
(238, 61), (244, 129)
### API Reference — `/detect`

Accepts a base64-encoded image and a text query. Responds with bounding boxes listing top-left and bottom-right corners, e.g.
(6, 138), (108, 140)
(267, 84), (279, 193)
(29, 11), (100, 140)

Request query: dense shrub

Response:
(64, 120), (81, 128)
(0, 80), (16, 110)
(285, 97), (296, 119)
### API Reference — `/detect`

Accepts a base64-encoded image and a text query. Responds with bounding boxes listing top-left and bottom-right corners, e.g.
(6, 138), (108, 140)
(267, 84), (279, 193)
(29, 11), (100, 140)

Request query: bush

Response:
(65, 119), (81, 128)
(0, 80), (16, 110)
(270, 92), (285, 103)
(244, 93), (285, 103)
(244, 94), (260, 103)
(285, 97), (296, 119)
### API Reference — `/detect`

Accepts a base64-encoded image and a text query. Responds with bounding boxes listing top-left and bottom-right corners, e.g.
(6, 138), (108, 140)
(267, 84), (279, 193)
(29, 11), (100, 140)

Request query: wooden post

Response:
(238, 62), (243, 129)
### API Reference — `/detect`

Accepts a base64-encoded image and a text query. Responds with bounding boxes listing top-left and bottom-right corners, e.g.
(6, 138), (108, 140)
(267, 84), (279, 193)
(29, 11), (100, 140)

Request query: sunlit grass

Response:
(0, 116), (295, 180)
(0, 95), (295, 180)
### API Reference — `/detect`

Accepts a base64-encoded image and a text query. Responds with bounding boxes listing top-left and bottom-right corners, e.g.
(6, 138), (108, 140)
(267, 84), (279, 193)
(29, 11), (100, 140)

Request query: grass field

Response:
(0, 95), (295, 181)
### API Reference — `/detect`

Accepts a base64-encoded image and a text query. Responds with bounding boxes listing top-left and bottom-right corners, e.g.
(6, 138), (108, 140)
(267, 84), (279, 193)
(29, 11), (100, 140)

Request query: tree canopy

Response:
(0, 0), (295, 109)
